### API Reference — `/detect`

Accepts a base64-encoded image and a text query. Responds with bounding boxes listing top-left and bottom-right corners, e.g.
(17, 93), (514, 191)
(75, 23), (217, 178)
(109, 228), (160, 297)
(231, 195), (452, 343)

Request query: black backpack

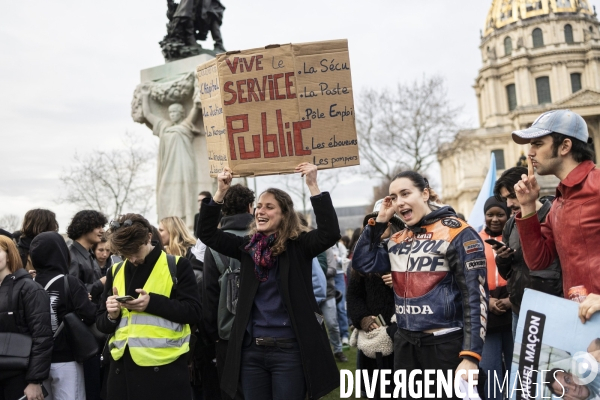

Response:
(209, 228), (246, 341)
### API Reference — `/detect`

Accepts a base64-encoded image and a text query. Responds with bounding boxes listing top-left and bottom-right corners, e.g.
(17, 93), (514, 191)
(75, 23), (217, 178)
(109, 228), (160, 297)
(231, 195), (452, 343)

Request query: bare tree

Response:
(357, 75), (461, 181)
(59, 132), (156, 219)
(274, 169), (341, 216)
(0, 214), (22, 232)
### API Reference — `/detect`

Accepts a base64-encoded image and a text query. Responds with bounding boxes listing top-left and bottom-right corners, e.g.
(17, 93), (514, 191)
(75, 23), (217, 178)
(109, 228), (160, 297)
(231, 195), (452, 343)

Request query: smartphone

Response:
(116, 295), (135, 303)
(18, 384), (48, 399)
(484, 238), (506, 247)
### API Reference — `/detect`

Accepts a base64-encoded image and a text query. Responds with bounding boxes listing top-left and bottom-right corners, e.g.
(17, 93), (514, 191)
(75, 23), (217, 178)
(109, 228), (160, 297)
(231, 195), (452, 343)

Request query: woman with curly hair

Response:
(198, 163), (341, 400)
(158, 216), (196, 258)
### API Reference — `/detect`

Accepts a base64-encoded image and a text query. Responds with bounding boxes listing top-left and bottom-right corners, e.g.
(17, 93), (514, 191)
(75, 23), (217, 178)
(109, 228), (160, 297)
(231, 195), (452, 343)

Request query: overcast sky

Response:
(2, 1), (598, 232)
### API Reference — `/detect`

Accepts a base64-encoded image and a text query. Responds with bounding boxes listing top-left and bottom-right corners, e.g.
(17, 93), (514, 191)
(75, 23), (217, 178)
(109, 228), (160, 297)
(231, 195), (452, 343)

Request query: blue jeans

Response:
(481, 330), (514, 400)
(320, 298), (342, 353)
(512, 311), (519, 341)
(240, 340), (306, 400)
(334, 273), (349, 340)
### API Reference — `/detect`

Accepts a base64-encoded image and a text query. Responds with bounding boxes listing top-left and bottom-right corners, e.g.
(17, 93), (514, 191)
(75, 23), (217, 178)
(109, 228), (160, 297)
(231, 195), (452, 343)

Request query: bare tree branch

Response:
(356, 75), (461, 180)
(58, 132), (157, 219)
(0, 214), (22, 232)
(273, 169), (340, 216)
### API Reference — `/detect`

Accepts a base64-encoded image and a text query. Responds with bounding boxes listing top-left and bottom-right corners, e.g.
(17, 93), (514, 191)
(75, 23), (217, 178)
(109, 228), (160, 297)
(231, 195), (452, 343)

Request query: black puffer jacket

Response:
(496, 201), (563, 315)
(31, 232), (97, 363)
(0, 268), (53, 383)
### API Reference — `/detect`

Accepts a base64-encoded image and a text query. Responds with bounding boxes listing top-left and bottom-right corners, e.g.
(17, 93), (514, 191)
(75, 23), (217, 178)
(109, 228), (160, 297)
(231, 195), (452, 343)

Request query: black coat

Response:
(0, 269), (52, 383)
(202, 212), (253, 343)
(346, 271), (395, 328)
(496, 202), (563, 315)
(68, 241), (104, 302)
(199, 192), (341, 400)
(30, 232), (97, 363)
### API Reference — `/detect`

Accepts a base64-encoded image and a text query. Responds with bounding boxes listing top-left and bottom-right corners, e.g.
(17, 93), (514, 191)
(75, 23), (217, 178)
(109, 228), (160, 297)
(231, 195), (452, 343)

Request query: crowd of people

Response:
(0, 109), (599, 400)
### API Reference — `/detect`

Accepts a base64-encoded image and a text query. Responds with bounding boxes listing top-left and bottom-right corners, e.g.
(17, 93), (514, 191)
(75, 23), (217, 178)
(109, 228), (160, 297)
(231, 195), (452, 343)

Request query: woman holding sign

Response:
(198, 163), (340, 400)
(352, 171), (488, 399)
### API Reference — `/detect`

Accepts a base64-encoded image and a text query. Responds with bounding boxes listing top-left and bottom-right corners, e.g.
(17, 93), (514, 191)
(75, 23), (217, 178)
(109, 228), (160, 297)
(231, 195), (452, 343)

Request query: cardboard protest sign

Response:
(507, 290), (600, 400)
(196, 39), (359, 177)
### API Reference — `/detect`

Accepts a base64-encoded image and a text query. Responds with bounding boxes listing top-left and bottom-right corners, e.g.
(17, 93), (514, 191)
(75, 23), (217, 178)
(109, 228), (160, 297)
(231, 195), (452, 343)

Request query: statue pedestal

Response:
(140, 53), (214, 83)
(134, 52), (216, 228)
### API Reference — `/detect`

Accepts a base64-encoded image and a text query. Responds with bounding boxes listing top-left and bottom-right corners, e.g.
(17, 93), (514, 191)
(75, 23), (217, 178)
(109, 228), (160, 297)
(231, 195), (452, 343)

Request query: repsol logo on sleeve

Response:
(463, 240), (483, 254)
(396, 304), (434, 315)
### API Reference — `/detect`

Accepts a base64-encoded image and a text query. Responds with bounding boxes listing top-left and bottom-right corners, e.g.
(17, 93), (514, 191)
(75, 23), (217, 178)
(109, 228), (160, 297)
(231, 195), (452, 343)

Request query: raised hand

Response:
(214, 167), (233, 202)
(376, 196), (395, 223)
(295, 163), (321, 196)
(514, 157), (540, 216)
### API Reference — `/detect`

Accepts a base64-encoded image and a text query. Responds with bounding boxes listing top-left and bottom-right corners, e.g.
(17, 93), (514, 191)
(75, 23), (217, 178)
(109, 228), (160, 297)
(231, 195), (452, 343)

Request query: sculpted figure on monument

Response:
(141, 86), (202, 227)
(160, 0), (226, 62)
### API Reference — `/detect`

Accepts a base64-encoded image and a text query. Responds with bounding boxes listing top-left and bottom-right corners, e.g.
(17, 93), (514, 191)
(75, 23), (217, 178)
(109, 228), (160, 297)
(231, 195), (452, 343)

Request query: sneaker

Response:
(334, 352), (348, 362)
(342, 337), (349, 347)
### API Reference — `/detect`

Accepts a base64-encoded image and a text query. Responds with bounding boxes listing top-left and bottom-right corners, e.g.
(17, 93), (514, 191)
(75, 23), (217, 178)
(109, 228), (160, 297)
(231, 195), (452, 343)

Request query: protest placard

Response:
(507, 290), (600, 400)
(196, 39), (359, 177)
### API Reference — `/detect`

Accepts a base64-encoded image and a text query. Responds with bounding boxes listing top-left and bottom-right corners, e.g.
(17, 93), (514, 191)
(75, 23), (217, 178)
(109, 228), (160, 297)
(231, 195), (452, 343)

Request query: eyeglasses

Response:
(110, 220), (133, 230)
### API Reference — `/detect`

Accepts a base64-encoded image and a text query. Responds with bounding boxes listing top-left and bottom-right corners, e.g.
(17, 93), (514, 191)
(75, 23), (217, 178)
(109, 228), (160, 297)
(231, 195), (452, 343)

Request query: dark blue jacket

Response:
(352, 206), (489, 362)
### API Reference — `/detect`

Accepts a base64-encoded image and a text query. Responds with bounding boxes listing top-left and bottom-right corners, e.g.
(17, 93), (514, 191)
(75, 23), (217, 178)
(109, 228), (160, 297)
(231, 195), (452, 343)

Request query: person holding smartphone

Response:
(96, 214), (201, 400)
(478, 197), (512, 400)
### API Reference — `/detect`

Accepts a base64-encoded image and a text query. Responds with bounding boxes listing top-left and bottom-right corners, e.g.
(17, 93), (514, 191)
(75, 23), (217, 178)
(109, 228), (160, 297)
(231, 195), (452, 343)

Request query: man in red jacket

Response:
(512, 109), (600, 324)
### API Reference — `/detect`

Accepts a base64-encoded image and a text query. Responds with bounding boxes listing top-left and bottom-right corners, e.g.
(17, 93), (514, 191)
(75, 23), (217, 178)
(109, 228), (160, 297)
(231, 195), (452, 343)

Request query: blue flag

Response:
(467, 153), (497, 231)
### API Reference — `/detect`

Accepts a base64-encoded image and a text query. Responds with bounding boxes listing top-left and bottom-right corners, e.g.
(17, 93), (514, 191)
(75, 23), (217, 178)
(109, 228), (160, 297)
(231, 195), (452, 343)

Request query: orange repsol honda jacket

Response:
(352, 206), (489, 361)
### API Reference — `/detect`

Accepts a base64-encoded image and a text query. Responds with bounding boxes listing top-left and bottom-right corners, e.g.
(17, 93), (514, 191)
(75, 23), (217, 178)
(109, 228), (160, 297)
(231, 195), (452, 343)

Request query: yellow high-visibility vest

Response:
(109, 251), (191, 366)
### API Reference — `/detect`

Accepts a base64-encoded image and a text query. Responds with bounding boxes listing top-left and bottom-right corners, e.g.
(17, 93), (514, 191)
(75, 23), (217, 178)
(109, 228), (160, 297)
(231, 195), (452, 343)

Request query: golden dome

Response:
(484, 0), (594, 36)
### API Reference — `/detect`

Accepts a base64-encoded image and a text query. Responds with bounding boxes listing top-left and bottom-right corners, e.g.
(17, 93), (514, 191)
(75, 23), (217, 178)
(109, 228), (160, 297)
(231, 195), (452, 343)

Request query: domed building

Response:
(439, 0), (600, 217)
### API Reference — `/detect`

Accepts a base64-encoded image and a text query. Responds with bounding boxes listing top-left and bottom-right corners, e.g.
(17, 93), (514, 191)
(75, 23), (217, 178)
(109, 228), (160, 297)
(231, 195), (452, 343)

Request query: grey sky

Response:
(2, 1), (597, 231)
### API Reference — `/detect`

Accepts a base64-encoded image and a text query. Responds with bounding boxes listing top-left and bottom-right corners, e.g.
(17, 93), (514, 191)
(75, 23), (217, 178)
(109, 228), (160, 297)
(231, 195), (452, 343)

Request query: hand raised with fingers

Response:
(376, 196), (395, 223)
(214, 167), (233, 202)
(514, 157), (540, 212)
(295, 163), (320, 196)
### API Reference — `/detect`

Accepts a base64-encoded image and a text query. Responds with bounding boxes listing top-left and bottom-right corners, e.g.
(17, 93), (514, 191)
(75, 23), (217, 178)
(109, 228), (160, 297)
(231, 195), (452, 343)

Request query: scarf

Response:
(244, 232), (277, 281)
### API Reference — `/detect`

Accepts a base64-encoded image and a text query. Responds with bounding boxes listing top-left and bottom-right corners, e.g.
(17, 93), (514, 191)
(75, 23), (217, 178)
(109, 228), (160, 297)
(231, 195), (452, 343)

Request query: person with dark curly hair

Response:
(67, 210), (107, 400)
(67, 210), (108, 303)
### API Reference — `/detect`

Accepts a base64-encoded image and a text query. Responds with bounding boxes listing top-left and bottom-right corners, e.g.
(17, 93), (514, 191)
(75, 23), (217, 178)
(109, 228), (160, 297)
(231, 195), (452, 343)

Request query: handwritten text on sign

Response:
(197, 39), (359, 177)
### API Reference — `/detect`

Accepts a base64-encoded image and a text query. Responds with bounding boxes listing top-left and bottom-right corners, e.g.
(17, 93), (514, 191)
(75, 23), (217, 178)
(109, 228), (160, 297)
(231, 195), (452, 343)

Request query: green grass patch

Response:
(320, 346), (357, 400)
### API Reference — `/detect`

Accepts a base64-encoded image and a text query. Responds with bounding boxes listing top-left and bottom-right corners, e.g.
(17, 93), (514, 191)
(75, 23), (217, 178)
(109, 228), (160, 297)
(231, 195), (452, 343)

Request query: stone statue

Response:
(160, 0), (226, 62)
(140, 86), (203, 227)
